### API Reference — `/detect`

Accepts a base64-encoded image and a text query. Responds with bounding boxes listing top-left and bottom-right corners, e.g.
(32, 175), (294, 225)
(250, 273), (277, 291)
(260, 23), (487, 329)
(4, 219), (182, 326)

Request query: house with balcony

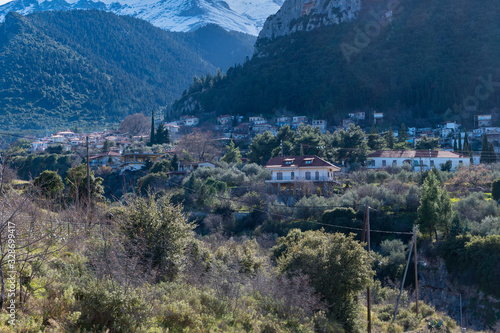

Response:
(265, 155), (341, 196)
(368, 150), (470, 171)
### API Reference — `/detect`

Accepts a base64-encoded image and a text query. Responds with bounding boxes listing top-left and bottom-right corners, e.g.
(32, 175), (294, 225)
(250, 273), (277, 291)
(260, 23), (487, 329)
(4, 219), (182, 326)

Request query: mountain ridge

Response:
(173, 0), (500, 128)
(0, 0), (284, 35)
(0, 10), (254, 131)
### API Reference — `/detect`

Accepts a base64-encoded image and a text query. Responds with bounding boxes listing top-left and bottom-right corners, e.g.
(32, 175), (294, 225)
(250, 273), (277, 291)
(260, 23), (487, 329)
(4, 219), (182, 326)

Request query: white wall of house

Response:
(369, 156), (470, 171)
(269, 167), (336, 181)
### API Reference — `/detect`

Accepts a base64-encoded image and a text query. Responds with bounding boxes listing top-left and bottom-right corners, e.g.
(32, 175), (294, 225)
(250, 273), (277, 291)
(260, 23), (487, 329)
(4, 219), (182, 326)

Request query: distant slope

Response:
(0, 0), (284, 35)
(173, 0), (500, 127)
(0, 10), (253, 131)
(185, 24), (255, 71)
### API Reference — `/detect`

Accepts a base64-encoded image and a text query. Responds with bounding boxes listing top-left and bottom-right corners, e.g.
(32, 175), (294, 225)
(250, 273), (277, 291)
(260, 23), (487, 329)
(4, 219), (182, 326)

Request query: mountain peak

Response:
(0, 0), (285, 35)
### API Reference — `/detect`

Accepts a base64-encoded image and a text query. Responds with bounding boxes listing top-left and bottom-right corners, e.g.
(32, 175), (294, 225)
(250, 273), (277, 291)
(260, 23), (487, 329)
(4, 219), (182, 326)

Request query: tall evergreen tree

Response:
(398, 123), (409, 144)
(155, 123), (170, 145)
(417, 173), (453, 240)
(149, 110), (155, 146)
(220, 140), (242, 164)
(480, 135), (490, 163)
(384, 130), (396, 149)
(458, 130), (463, 152)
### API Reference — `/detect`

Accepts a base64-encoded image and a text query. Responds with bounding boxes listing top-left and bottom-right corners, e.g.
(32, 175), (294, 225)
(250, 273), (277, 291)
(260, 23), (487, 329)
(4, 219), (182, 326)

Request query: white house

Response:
(217, 115), (233, 125)
(265, 155), (341, 196)
(312, 120), (327, 132)
(183, 116), (199, 126)
(368, 150), (470, 171)
(31, 141), (48, 152)
(249, 116), (267, 125)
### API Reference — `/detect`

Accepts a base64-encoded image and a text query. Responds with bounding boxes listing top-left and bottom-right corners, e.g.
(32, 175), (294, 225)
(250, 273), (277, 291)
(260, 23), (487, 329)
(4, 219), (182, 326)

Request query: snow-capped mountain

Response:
(0, 0), (284, 35)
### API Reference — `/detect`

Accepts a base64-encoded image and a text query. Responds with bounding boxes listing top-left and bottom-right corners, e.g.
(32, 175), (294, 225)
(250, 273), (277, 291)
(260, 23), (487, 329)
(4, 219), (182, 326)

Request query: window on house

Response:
(277, 172), (283, 180)
(305, 172), (311, 180)
(382, 160), (387, 166)
(459, 161), (463, 165)
(291, 171), (295, 180)
(305, 160), (312, 164)
(315, 171), (319, 180)
(430, 160), (435, 167)
(393, 160), (397, 166)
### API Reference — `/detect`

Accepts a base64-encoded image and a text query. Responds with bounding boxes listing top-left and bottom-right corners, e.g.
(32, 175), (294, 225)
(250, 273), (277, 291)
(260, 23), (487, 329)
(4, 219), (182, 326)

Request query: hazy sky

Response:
(0, 0), (13, 5)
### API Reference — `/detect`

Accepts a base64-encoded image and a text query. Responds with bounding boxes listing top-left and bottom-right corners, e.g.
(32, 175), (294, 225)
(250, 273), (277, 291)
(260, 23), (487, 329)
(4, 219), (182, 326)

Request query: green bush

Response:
(76, 279), (151, 332)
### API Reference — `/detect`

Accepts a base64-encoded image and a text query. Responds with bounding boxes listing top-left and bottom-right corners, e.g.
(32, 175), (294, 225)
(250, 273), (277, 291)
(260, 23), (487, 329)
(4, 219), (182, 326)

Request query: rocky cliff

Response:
(258, 0), (360, 40)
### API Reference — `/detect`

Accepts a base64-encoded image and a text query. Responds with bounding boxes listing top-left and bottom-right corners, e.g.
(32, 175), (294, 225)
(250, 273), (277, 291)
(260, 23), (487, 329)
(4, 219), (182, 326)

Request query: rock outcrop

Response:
(258, 0), (361, 40)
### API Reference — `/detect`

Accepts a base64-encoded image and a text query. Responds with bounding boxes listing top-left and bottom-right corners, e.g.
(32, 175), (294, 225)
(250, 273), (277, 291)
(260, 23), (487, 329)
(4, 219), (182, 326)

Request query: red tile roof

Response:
(266, 155), (340, 170)
(368, 150), (468, 158)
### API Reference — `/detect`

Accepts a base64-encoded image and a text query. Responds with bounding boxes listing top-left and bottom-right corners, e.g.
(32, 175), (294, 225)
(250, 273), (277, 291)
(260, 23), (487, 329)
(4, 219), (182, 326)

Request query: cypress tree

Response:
(458, 130), (462, 152)
(149, 110), (155, 146)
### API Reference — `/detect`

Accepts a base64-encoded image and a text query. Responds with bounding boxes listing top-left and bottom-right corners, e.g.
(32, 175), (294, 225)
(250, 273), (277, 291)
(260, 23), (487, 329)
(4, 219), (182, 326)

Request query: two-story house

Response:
(265, 155), (341, 196)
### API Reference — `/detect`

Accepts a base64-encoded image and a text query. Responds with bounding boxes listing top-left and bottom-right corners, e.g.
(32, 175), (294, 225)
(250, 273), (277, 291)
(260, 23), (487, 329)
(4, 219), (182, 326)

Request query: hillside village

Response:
(22, 111), (499, 177)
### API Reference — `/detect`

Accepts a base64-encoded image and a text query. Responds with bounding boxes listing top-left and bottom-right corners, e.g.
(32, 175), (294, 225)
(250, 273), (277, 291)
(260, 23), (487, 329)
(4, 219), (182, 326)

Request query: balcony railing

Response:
(266, 176), (334, 183)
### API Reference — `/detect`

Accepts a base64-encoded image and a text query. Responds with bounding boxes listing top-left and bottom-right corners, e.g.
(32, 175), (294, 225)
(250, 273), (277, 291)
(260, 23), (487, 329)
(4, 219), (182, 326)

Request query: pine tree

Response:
(155, 123), (170, 144)
(398, 123), (409, 143)
(384, 130), (395, 149)
(220, 140), (242, 164)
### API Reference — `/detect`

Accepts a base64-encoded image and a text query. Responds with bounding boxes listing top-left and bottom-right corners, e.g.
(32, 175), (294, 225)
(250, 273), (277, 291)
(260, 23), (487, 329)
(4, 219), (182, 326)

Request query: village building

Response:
(275, 116), (292, 127)
(368, 150), (470, 171)
(119, 153), (163, 173)
(474, 114), (492, 128)
(217, 115), (233, 125)
(348, 111), (366, 121)
(89, 151), (122, 168)
(182, 116), (199, 127)
(373, 112), (384, 124)
(265, 155), (341, 196)
(311, 120), (327, 132)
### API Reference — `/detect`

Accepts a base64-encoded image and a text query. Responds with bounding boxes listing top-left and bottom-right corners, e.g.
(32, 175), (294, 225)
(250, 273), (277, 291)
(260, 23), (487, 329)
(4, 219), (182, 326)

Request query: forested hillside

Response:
(0, 10), (254, 131)
(173, 0), (500, 127)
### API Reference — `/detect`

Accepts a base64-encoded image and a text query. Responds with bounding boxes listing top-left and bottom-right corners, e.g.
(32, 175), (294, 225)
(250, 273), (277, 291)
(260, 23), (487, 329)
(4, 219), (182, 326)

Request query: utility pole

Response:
(280, 140), (283, 157)
(86, 136), (91, 209)
(414, 225), (419, 316)
(361, 205), (371, 333)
